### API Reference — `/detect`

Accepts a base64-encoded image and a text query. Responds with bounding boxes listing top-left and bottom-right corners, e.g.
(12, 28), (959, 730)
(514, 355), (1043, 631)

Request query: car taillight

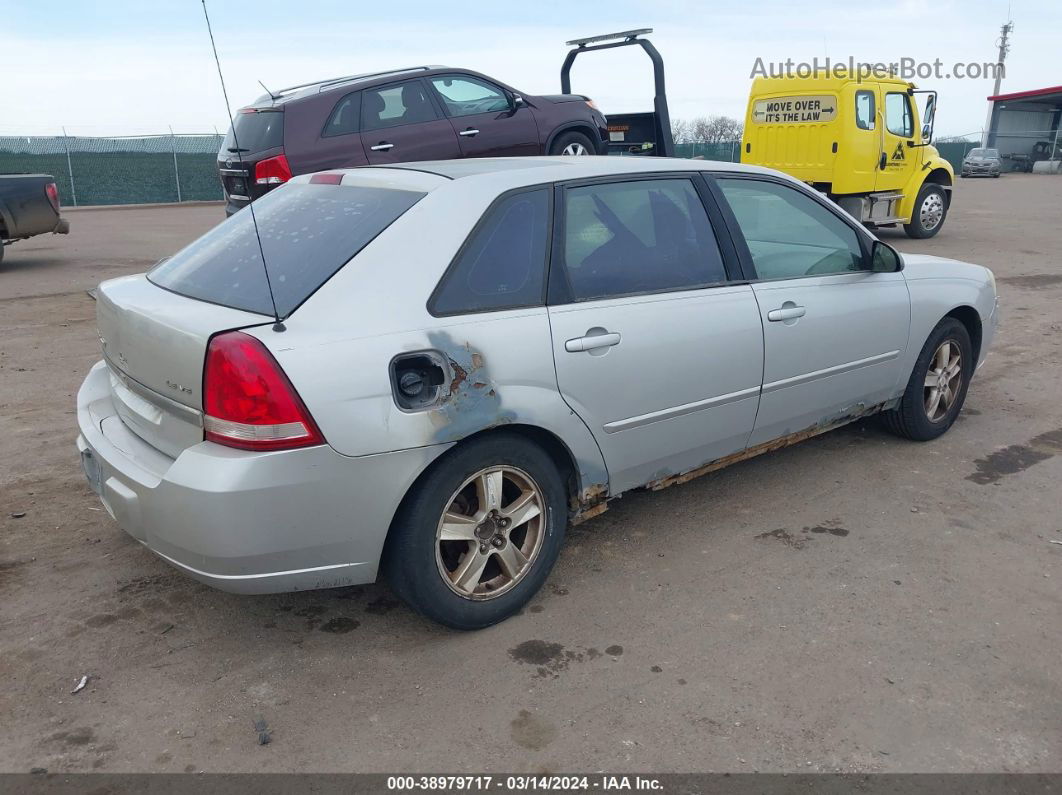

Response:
(203, 331), (324, 452)
(254, 154), (292, 185)
(585, 99), (599, 111)
(45, 182), (61, 213)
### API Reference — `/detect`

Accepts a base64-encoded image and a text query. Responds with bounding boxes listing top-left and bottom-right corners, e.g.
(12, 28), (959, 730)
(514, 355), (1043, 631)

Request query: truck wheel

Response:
(882, 318), (972, 441)
(903, 184), (948, 239)
(383, 433), (568, 630)
(549, 131), (596, 156)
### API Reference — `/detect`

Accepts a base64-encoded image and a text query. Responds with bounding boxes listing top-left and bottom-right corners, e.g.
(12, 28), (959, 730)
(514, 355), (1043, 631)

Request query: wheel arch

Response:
(381, 423), (599, 563)
(923, 167), (954, 206)
(944, 304), (983, 363)
(546, 122), (604, 155)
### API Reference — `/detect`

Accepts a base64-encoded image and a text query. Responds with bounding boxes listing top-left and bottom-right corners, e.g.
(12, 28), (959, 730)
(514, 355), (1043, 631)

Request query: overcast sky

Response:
(1, 0), (1057, 138)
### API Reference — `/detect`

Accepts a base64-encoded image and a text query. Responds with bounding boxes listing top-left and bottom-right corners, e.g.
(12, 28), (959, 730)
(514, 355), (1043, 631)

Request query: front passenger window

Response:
(431, 77), (510, 117)
(717, 179), (866, 279)
(885, 92), (914, 138)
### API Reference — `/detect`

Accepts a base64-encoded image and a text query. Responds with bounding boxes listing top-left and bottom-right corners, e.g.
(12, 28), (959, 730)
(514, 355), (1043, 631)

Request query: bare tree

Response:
(673, 115), (744, 144)
(671, 118), (692, 144)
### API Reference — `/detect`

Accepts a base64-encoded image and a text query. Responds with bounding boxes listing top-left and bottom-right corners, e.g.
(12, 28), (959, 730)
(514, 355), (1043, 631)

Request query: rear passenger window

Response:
(323, 92), (361, 137)
(430, 189), (550, 315)
(361, 81), (438, 131)
(560, 179), (727, 301)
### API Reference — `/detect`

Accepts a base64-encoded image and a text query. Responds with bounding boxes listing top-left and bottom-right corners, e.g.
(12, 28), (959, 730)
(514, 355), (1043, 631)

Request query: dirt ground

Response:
(1, 178), (1060, 774)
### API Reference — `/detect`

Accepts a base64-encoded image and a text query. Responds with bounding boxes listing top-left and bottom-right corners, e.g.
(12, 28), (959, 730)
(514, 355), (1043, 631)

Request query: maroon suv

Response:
(217, 65), (609, 215)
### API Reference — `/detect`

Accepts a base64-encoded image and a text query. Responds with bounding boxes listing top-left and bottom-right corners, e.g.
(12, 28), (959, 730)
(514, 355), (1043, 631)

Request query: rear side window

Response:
(361, 81), (439, 131)
(148, 183), (424, 317)
(323, 92), (361, 137)
(221, 109), (284, 154)
(560, 178), (727, 301)
(430, 189), (550, 315)
(855, 90), (875, 130)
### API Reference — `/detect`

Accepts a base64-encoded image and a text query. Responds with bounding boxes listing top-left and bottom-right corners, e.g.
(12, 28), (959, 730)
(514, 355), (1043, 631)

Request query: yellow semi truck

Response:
(741, 73), (953, 238)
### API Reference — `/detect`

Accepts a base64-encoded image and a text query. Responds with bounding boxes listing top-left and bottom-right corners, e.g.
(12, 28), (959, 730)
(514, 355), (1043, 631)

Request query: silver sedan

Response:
(76, 157), (998, 629)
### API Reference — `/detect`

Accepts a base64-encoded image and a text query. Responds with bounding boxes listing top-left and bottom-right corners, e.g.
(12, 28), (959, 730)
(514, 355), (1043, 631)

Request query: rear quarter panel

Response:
(284, 93), (369, 174)
(249, 175), (609, 500)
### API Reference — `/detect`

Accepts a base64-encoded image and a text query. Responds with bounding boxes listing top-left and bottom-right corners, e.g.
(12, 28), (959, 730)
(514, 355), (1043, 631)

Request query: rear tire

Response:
(384, 433), (567, 630)
(882, 318), (972, 441)
(549, 131), (596, 156)
(903, 183), (948, 239)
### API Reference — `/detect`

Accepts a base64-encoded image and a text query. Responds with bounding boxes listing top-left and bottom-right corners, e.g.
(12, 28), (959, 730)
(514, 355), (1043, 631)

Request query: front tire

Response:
(549, 130), (596, 156)
(384, 434), (567, 630)
(882, 318), (972, 441)
(903, 183), (948, 239)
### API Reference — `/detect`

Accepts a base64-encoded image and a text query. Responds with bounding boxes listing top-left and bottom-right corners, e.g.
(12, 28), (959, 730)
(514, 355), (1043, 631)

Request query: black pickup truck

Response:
(0, 174), (70, 264)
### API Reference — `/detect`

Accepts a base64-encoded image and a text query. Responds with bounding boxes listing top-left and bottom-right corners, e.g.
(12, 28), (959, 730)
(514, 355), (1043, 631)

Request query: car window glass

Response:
(562, 179), (727, 301)
(855, 90), (875, 130)
(361, 81), (438, 131)
(717, 179), (866, 279)
(431, 189), (549, 315)
(149, 183), (425, 317)
(323, 92), (360, 137)
(884, 92), (913, 137)
(431, 77), (510, 117)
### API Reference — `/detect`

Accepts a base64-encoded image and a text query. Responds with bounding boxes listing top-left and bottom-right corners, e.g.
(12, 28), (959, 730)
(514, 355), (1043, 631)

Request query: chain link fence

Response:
(0, 132), (224, 207)
(4, 129), (1051, 209)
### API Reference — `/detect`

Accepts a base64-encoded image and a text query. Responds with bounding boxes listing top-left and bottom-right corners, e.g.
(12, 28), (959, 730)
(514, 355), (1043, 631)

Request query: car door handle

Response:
(565, 332), (621, 352)
(767, 305), (806, 322)
(458, 129), (480, 137)
(370, 142), (394, 151)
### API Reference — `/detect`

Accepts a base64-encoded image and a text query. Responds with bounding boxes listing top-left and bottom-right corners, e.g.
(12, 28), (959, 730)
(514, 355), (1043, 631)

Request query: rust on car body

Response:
(646, 402), (888, 492)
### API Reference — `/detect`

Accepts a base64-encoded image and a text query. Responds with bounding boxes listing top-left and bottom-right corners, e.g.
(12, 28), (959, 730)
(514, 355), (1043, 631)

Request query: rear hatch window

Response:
(148, 182), (425, 317)
(221, 109), (284, 154)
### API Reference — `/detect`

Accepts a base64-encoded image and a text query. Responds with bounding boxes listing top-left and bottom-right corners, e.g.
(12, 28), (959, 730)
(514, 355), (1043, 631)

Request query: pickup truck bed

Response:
(0, 174), (70, 263)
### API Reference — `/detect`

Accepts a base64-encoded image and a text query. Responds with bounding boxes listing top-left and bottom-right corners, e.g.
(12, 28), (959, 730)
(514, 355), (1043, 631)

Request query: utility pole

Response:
(982, 20), (1013, 146)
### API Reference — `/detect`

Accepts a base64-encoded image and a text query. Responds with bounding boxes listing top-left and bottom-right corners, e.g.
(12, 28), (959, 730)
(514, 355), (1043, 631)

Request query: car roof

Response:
(340, 156), (785, 189)
(254, 65), (495, 107)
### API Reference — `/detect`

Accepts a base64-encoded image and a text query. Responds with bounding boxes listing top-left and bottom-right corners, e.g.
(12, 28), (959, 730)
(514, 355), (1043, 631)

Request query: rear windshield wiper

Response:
(226, 147), (250, 153)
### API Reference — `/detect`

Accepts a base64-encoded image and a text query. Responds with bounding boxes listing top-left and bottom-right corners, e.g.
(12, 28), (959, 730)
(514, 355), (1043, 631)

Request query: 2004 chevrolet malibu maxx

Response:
(77, 157), (998, 629)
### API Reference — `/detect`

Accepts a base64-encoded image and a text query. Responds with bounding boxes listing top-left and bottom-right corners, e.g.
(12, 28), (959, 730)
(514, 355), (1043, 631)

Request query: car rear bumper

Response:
(76, 360), (445, 594)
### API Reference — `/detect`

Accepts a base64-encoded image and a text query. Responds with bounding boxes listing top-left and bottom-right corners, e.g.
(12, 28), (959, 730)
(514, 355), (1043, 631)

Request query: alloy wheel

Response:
(435, 466), (545, 600)
(923, 340), (962, 422)
(919, 192), (945, 231)
(561, 142), (589, 156)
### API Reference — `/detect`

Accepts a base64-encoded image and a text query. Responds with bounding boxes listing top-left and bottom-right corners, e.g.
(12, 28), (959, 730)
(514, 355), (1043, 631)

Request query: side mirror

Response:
(511, 94), (525, 109)
(871, 240), (903, 273)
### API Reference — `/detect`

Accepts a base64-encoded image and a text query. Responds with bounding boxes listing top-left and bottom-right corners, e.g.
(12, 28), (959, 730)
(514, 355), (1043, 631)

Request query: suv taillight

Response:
(45, 182), (61, 213)
(254, 154), (292, 185)
(203, 331), (324, 452)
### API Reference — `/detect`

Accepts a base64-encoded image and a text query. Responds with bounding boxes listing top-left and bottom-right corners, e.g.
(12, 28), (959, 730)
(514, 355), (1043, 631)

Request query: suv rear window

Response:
(221, 109), (284, 154)
(148, 182), (424, 317)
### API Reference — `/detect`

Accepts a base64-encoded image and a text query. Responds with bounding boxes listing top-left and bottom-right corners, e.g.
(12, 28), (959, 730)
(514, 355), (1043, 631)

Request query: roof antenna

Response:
(200, 0), (285, 332)
(258, 79), (279, 100)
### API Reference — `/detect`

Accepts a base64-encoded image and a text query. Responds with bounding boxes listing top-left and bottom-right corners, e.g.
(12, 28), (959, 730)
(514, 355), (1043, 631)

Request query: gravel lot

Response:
(1, 178), (1060, 774)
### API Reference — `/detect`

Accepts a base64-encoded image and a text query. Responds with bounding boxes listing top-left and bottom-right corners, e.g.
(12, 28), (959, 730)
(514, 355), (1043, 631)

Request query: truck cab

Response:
(741, 73), (954, 238)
